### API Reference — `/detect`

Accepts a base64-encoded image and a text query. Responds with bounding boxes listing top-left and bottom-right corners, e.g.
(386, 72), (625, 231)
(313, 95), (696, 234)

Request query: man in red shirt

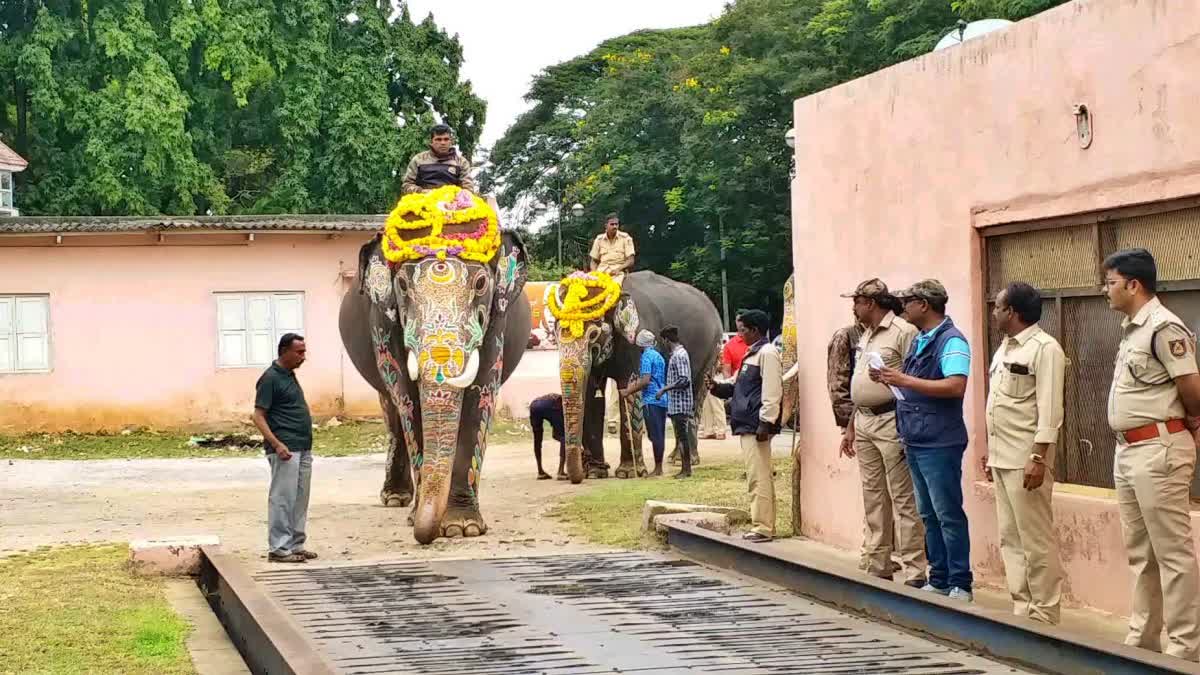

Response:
(722, 318), (750, 377)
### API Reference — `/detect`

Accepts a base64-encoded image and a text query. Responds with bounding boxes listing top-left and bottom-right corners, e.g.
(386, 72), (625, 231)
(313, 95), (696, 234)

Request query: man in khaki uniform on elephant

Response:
(840, 279), (927, 588)
(1104, 248), (1200, 662)
(984, 281), (1065, 624)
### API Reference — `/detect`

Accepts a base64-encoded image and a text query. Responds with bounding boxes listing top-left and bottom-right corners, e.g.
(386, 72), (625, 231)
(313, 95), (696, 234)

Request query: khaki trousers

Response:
(698, 394), (727, 437)
(1114, 429), (1200, 660)
(741, 434), (775, 537)
(853, 411), (927, 583)
(992, 466), (1063, 624)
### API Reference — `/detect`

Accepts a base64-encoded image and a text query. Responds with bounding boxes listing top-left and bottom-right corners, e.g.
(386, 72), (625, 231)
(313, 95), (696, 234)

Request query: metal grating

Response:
(257, 552), (1024, 674)
(1110, 209), (1200, 282)
(984, 205), (1200, 495)
(986, 225), (1095, 295)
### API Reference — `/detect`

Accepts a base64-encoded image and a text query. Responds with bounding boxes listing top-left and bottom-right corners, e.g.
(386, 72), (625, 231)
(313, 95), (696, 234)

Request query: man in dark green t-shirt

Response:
(253, 334), (315, 563)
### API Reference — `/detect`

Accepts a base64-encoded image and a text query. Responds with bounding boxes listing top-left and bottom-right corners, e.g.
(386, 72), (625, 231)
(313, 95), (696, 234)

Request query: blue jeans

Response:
(644, 404), (667, 464)
(907, 445), (972, 590)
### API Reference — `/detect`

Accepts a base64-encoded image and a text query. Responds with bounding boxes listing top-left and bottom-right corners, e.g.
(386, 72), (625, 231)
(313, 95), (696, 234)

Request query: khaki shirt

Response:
(1108, 297), (1198, 432)
(590, 231), (635, 275)
(851, 312), (917, 409)
(985, 324), (1065, 469)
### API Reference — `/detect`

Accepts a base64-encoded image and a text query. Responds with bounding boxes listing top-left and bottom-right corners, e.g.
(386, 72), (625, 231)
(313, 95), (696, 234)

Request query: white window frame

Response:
(214, 292), (305, 369)
(0, 172), (12, 210)
(0, 294), (52, 374)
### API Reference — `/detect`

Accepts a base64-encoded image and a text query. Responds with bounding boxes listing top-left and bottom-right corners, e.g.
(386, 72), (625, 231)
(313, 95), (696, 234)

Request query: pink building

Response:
(790, 0), (1200, 618)
(0, 216), (383, 432)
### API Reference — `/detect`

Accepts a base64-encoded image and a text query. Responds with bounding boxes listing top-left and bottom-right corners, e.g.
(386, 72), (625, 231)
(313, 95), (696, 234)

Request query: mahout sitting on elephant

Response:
(339, 186), (530, 544)
(548, 270), (722, 483)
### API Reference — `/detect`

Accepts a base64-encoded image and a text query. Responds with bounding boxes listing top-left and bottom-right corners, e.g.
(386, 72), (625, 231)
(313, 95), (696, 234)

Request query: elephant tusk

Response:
(407, 350), (420, 382)
(444, 350), (481, 389)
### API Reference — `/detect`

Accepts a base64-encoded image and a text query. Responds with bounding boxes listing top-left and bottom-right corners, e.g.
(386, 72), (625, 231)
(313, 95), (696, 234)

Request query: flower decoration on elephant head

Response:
(381, 186), (501, 264)
(547, 271), (622, 340)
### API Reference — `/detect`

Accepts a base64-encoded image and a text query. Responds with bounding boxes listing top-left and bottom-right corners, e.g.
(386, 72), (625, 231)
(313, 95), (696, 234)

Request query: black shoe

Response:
(904, 578), (927, 589)
(673, 471), (692, 479)
(268, 552), (307, 563)
(742, 532), (772, 543)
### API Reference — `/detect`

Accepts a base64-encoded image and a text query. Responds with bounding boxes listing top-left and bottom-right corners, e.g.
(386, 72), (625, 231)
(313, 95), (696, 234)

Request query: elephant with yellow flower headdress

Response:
(339, 186), (530, 544)
(548, 270), (722, 482)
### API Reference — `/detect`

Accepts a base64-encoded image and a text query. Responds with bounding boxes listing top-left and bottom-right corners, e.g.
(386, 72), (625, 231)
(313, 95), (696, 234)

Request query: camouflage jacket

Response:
(826, 324), (864, 428)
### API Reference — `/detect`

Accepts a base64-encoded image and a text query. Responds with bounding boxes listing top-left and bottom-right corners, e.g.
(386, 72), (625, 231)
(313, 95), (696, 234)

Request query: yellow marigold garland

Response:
(547, 271), (621, 339)
(381, 186), (501, 264)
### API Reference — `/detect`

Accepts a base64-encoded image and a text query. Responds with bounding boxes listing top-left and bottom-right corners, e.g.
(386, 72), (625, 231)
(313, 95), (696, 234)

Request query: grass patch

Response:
(0, 544), (195, 674)
(0, 416), (537, 461)
(549, 458), (794, 549)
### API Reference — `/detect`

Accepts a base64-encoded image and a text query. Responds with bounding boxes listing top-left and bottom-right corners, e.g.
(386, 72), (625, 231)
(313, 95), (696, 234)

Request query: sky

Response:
(402, 0), (730, 150)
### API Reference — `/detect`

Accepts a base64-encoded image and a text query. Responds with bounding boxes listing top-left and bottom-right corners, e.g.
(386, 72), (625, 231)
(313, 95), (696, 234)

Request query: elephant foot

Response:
(587, 465), (610, 479)
(614, 462), (636, 479)
(441, 506), (488, 539)
(380, 489), (413, 508)
(635, 464), (649, 478)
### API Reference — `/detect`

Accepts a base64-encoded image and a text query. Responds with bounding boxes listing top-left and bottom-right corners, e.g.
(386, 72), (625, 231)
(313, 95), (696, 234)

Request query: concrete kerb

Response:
(663, 520), (1200, 675)
(643, 500), (751, 538)
(129, 535), (222, 576)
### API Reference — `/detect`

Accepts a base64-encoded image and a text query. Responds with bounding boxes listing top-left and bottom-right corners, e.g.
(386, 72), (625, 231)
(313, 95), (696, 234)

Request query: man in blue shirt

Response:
(874, 279), (973, 602)
(619, 330), (669, 476)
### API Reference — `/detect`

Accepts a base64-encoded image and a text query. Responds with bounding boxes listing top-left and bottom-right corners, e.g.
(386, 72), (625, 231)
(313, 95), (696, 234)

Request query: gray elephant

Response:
(551, 270), (722, 483)
(339, 220), (529, 544)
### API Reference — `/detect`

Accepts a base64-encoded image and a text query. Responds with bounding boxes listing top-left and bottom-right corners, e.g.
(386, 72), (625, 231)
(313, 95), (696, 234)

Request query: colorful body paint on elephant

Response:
(780, 273), (798, 425)
(338, 185), (531, 544)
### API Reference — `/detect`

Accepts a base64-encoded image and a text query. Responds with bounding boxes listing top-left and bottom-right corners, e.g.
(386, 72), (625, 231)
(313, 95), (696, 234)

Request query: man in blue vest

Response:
(873, 279), (973, 602)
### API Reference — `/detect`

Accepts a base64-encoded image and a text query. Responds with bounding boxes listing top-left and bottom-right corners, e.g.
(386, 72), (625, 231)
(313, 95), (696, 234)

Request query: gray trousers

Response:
(267, 450), (312, 555)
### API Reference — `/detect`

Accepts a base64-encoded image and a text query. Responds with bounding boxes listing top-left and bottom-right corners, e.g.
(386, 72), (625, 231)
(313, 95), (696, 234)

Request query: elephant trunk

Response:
(559, 346), (591, 484)
(411, 383), (468, 545)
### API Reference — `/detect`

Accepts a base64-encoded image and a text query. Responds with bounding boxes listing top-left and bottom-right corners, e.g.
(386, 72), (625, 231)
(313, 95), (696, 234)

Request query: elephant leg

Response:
(379, 392), (414, 507)
(584, 379), (609, 479)
(614, 375), (647, 479)
(440, 374), (498, 539)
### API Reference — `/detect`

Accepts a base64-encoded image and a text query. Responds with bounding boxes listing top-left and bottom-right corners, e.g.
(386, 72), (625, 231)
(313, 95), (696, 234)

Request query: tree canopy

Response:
(484, 0), (1066, 325)
(0, 0), (485, 216)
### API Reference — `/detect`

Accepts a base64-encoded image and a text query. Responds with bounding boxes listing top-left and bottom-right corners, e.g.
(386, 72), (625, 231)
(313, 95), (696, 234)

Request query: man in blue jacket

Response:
(873, 279), (973, 601)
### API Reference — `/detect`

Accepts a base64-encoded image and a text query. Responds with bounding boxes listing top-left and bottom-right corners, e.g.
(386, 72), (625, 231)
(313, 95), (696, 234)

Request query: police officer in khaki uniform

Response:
(984, 282), (1066, 624)
(1104, 248), (1200, 661)
(840, 279), (928, 587)
(589, 214), (636, 283)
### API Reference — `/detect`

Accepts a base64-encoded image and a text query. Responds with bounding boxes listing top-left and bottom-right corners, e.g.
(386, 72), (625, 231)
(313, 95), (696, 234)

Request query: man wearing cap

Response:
(619, 330), (669, 476)
(984, 281), (1066, 624)
(1103, 248), (1200, 660)
(874, 279), (973, 602)
(841, 279), (927, 588)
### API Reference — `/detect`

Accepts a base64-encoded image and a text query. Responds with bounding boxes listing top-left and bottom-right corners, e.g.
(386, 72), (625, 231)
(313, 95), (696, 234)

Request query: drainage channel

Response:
(252, 551), (1028, 675)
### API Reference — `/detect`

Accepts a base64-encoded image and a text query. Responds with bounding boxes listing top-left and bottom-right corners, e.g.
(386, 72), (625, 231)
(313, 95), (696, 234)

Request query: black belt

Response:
(857, 401), (896, 416)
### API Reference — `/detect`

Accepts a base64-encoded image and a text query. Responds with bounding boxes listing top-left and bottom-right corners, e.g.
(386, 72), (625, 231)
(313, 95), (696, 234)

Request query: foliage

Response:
(483, 0), (1069, 325)
(0, 544), (194, 673)
(549, 459), (794, 549)
(0, 1), (485, 216)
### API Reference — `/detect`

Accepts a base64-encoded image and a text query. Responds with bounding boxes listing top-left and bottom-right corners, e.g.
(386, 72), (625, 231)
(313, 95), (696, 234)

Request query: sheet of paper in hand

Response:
(866, 351), (905, 401)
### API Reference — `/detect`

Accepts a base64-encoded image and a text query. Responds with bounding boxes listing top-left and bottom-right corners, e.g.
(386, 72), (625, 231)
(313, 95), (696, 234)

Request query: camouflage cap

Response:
(840, 278), (890, 299)
(895, 279), (949, 303)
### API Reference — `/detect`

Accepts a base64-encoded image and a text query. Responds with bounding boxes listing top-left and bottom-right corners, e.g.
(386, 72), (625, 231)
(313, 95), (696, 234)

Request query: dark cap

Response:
(840, 278), (890, 299)
(895, 279), (949, 303)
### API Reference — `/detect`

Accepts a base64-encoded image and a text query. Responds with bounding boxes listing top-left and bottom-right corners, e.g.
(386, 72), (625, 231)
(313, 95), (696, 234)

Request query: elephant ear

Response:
(363, 244), (397, 315)
(613, 296), (641, 343)
(493, 231), (529, 315)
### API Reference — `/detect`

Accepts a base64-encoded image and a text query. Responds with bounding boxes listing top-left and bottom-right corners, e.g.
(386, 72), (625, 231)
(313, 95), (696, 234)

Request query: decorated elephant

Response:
(339, 186), (530, 544)
(780, 273), (798, 426)
(548, 270), (722, 483)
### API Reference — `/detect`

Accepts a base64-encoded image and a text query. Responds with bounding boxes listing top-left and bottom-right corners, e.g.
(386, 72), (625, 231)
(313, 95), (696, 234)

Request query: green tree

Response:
(0, 0), (484, 216)
(484, 0), (1070, 326)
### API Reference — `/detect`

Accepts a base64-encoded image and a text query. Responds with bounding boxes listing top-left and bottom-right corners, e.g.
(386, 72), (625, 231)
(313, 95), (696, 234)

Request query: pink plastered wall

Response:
(790, 0), (1200, 616)
(0, 232), (380, 431)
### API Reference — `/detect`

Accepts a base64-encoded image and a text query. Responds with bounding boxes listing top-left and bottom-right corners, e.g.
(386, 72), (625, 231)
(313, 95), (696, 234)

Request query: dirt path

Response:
(0, 435), (760, 567)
